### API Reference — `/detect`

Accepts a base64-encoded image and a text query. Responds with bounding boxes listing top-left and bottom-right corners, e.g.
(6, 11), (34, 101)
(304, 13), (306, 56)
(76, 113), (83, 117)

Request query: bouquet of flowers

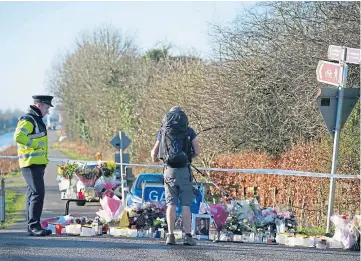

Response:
(57, 162), (79, 191)
(153, 217), (167, 229)
(57, 161), (79, 180)
(99, 161), (116, 178)
(210, 203), (229, 231)
(96, 195), (124, 223)
(127, 201), (166, 229)
(75, 165), (101, 187)
(102, 182), (117, 198)
(225, 215), (244, 235)
(82, 187), (99, 200)
(94, 160), (120, 196)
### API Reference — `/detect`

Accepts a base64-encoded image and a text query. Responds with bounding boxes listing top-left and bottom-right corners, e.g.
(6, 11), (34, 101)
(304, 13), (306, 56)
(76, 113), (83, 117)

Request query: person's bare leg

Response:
(167, 205), (177, 234)
(182, 206), (196, 245)
(181, 206), (192, 234)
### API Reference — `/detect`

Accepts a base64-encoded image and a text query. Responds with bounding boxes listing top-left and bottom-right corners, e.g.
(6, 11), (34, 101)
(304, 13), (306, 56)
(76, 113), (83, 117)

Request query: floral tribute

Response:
(57, 161), (80, 180)
(127, 201), (167, 229)
(75, 164), (101, 187)
(98, 161), (116, 178)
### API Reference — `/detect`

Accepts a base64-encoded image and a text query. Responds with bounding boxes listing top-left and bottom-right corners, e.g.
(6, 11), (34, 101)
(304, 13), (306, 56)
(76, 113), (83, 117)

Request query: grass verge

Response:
(3, 171), (22, 178)
(57, 149), (91, 161)
(52, 142), (94, 161)
(0, 190), (26, 229)
(297, 226), (330, 236)
(3, 171), (26, 189)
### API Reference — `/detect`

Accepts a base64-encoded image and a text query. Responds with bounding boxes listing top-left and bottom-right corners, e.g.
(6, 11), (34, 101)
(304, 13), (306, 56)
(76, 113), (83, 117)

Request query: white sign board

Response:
(328, 45), (343, 61)
(327, 45), (360, 64)
(346, 48), (361, 64)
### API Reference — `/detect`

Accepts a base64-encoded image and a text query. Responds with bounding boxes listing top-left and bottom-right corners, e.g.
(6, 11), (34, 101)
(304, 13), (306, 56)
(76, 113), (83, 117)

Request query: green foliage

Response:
(297, 226), (329, 236)
(0, 190), (26, 229)
(338, 103), (360, 174)
(145, 45), (171, 62)
(77, 112), (91, 144)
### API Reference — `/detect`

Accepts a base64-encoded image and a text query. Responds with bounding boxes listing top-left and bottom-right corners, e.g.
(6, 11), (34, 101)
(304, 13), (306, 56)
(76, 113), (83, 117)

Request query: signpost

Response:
(114, 153), (130, 173)
(0, 178), (5, 222)
(110, 131), (132, 205)
(317, 45), (360, 233)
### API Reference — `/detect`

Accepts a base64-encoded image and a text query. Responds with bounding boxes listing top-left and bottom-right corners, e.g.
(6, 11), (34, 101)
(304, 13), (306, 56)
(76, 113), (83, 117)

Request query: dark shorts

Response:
(164, 166), (195, 206)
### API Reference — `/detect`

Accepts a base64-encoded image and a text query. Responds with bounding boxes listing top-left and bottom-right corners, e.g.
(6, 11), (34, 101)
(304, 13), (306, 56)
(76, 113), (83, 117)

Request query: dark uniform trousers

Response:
(21, 164), (46, 230)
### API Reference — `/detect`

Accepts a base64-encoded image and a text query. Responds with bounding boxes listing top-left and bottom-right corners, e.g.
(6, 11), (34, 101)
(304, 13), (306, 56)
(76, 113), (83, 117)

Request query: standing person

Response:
(151, 106), (200, 246)
(14, 95), (54, 236)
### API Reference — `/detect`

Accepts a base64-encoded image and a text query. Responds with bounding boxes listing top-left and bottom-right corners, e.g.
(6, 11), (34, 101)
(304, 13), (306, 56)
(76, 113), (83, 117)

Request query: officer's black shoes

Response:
(29, 228), (46, 236)
(28, 227), (52, 236)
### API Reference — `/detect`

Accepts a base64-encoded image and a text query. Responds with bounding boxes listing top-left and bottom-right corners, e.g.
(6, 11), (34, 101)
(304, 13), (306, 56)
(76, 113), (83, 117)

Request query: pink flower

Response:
(104, 189), (114, 198)
(103, 182), (116, 189)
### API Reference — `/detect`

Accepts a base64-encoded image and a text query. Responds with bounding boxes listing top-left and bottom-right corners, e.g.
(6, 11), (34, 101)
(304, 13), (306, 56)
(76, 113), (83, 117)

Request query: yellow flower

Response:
(108, 161), (116, 169)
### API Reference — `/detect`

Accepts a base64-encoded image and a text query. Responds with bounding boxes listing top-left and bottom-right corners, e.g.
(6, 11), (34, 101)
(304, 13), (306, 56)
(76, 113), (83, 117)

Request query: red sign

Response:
(316, 60), (343, 86)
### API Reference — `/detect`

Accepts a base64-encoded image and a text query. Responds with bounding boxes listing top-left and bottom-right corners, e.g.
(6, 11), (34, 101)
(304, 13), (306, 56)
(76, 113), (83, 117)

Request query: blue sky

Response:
(0, 1), (254, 112)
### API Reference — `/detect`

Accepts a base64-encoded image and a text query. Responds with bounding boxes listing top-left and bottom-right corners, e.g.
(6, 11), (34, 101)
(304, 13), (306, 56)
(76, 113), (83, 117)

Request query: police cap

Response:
(32, 95), (54, 107)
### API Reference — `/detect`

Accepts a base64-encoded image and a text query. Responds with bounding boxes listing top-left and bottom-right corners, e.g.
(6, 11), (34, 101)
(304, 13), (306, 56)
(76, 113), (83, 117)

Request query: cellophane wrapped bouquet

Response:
(75, 164), (101, 187)
(57, 161), (80, 191)
(95, 161), (120, 197)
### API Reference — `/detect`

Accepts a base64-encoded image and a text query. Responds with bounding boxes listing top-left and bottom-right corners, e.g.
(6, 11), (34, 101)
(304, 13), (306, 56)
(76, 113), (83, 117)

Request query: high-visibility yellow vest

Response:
(14, 114), (48, 168)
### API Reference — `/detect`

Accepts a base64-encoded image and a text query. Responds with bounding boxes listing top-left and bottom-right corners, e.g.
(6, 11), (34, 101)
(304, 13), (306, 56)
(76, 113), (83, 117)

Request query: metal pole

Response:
(326, 47), (348, 234)
(1, 178), (5, 222)
(119, 131), (126, 205)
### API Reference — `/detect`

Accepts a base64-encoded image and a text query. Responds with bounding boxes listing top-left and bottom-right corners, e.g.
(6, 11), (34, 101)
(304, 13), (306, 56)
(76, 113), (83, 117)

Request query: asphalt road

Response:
(0, 131), (360, 261)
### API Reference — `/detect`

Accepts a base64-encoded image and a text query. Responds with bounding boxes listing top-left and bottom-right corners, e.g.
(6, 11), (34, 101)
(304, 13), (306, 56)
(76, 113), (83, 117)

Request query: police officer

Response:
(14, 95), (54, 236)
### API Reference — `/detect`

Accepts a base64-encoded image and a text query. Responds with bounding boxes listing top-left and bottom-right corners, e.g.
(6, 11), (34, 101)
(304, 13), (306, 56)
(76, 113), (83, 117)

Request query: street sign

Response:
(316, 87), (360, 137)
(327, 45), (360, 64)
(316, 61), (343, 86)
(114, 153), (130, 165)
(322, 44), (360, 235)
(110, 132), (131, 150)
(114, 152), (134, 187)
(110, 131), (132, 205)
(346, 48), (361, 64)
(328, 45), (343, 61)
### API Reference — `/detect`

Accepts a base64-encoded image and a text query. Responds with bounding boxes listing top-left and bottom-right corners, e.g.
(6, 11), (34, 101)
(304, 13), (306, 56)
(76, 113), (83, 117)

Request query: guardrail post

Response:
(0, 177), (5, 222)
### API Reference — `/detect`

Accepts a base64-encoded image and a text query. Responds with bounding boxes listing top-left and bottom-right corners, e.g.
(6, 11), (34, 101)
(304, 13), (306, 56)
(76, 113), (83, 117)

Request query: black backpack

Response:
(159, 110), (190, 168)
